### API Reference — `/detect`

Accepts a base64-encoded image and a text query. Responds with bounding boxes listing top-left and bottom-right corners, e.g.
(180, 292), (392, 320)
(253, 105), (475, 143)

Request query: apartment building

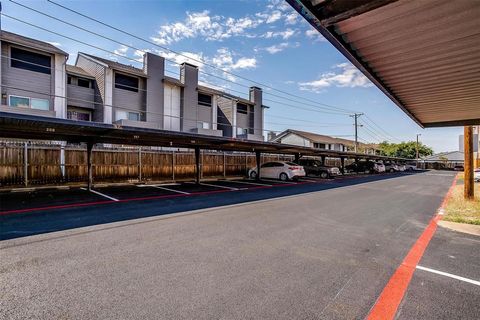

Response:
(0, 30), (68, 119)
(270, 129), (380, 154)
(0, 31), (265, 141)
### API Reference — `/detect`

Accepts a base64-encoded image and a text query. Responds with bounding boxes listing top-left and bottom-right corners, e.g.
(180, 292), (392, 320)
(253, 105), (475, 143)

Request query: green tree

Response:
(378, 141), (433, 159)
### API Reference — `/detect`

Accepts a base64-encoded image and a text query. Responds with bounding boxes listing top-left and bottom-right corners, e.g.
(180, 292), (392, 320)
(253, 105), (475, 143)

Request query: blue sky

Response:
(2, 0), (462, 152)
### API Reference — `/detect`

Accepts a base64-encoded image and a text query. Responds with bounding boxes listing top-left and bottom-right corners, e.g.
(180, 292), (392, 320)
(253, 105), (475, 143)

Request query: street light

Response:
(416, 134), (422, 168)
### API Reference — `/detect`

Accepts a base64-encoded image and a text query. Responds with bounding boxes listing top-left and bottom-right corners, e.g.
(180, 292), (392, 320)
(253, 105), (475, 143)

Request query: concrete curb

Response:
(438, 220), (480, 236)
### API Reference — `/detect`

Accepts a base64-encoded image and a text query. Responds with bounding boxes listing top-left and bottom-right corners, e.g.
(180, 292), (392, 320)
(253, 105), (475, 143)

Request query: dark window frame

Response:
(114, 73), (139, 92)
(237, 102), (248, 114)
(198, 93), (212, 107)
(10, 47), (51, 75)
(77, 78), (91, 88)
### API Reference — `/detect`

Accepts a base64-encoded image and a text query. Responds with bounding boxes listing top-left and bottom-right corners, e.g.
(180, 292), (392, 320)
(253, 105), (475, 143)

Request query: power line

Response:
(1, 12), (353, 118)
(42, 0), (360, 114)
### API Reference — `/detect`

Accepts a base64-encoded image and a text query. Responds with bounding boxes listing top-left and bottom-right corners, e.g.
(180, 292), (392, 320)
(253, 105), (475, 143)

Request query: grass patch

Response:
(443, 175), (480, 225)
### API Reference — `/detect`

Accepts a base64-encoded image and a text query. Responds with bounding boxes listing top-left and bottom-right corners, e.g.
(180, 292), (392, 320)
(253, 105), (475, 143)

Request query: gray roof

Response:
(66, 65), (95, 79)
(272, 129), (377, 148)
(422, 151), (464, 162)
(1, 30), (68, 56)
(79, 52), (146, 77)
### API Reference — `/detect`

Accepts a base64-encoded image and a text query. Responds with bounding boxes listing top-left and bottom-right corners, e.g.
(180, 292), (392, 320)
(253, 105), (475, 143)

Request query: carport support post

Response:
(294, 153), (300, 163)
(321, 155), (326, 165)
(194, 147), (201, 184)
(86, 141), (94, 191)
(138, 147), (142, 182)
(255, 150), (261, 181)
(340, 157), (345, 174)
(23, 142), (28, 187)
(464, 126), (474, 200)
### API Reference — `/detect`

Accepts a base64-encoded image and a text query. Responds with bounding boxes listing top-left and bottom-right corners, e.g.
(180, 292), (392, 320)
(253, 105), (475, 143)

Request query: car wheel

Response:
(249, 171), (257, 179)
(320, 171), (328, 179)
(279, 173), (289, 181)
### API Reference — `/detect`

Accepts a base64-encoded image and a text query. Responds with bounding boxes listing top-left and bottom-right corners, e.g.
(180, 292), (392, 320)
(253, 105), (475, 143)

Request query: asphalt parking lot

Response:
(1, 171), (478, 319)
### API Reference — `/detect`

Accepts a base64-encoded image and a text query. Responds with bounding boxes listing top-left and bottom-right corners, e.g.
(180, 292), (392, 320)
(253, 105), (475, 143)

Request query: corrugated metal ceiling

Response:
(289, 0), (480, 127)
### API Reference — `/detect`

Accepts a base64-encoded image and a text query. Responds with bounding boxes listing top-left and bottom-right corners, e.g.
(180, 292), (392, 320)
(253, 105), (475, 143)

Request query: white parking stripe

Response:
(198, 182), (239, 190)
(416, 265), (480, 286)
(80, 188), (119, 201)
(150, 186), (190, 195)
(230, 180), (272, 186)
(137, 183), (180, 187)
(261, 178), (295, 184)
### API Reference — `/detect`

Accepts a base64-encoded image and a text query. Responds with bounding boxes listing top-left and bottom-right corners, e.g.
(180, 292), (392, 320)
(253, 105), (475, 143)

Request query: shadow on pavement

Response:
(0, 171), (433, 241)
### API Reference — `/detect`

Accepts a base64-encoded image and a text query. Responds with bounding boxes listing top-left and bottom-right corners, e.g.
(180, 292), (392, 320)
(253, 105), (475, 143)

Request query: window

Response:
(115, 73), (139, 92)
(67, 76), (72, 85)
(236, 127), (247, 136)
(9, 96), (30, 108)
(9, 95), (49, 110)
(11, 47), (51, 74)
(237, 102), (248, 114)
(313, 143), (326, 149)
(198, 93), (212, 107)
(31, 98), (50, 110)
(77, 78), (91, 88)
(197, 121), (210, 130)
(67, 110), (91, 121)
(116, 110), (140, 121)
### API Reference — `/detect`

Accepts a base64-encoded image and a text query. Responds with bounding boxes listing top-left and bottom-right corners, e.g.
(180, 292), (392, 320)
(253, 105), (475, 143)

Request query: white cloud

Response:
(159, 50), (205, 69)
(211, 48), (256, 71)
(263, 28), (296, 40)
(298, 63), (373, 92)
(113, 45), (129, 55)
(305, 28), (326, 42)
(265, 42), (290, 54)
(266, 10), (282, 23)
(263, 42), (299, 54)
(151, 10), (264, 45)
(285, 12), (298, 25)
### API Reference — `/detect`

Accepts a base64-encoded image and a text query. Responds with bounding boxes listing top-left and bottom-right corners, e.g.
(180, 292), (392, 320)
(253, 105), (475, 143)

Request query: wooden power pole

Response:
(464, 126), (474, 200)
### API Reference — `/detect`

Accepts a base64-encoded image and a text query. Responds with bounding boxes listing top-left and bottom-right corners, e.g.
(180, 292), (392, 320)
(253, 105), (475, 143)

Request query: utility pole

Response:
(416, 133), (421, 168)
(350, 113), (363, 153)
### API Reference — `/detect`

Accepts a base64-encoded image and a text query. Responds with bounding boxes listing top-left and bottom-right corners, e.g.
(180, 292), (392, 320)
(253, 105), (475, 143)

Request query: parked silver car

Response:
(249, 161), (306, 181)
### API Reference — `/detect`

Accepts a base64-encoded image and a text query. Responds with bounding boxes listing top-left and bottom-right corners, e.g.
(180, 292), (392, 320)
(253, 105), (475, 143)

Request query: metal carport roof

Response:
(287, 0), (480, 128)
(0, 112), (404, 161)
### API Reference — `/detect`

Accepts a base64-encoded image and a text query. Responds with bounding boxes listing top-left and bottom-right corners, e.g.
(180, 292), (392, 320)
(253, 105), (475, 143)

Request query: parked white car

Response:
(374, 162), (386, 173)
(404, 163), (418, 171)
(397, 164), (406, 172)
(249, 161), (306, 181)
(384, 162), (399, 172)
(475, 169), (480, 182)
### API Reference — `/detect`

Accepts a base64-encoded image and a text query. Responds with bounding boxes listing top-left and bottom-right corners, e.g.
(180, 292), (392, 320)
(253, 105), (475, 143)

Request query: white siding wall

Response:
(280, 133), (312, 147)
(163, 83), (181, 131)
(54, 54), (66, 118)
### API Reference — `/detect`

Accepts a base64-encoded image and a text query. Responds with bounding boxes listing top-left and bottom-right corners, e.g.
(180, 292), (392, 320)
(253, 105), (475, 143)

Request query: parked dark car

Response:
(345, 161), (375, 174)
(454, 165), (464, 171)
(297, 158), (341, 178)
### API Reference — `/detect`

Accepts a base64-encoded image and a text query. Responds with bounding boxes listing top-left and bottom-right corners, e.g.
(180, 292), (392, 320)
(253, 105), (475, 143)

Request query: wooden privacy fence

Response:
(0, 142), (311, 187)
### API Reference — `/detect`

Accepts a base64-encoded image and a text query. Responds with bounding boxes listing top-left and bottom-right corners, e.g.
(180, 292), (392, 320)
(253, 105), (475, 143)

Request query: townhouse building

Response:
(0, 30), (265, 141)
(270, 129), (380, 154)
(0, 30), (68, 119)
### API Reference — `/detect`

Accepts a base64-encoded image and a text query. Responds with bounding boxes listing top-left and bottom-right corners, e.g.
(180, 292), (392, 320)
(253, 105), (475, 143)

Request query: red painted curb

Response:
(366, 174), (458, 320)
